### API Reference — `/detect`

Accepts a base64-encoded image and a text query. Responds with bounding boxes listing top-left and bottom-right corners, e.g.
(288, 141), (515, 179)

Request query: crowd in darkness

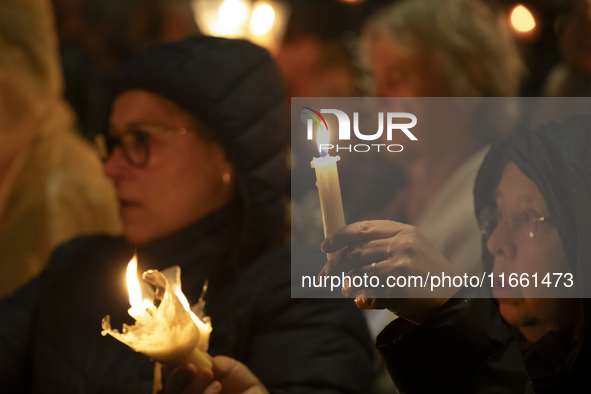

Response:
(0, 0), (590, 393)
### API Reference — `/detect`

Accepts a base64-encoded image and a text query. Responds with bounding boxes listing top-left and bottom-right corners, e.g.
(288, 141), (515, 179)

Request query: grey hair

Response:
(361, 0), (526, 97)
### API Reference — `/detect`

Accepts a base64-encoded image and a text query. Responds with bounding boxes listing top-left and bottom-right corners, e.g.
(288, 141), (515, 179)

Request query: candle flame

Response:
(126, 254), (144, 311)
(317, 127), (330, 157)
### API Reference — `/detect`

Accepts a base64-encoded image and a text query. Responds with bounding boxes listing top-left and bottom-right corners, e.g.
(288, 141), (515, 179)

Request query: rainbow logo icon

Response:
(302, 107), (328, 138)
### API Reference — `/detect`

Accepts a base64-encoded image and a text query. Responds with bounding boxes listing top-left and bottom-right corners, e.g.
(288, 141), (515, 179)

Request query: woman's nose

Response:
(486, 219), (517, 262)
(103, 147), (131, 180)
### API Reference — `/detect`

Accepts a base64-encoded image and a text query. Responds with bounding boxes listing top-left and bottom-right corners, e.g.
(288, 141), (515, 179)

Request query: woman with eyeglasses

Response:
(317, 115), (591, 392)
(0, 36), (373, 393)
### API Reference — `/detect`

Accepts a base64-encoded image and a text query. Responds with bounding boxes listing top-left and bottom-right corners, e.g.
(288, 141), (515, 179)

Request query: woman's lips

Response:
(493, 280), (521, 299)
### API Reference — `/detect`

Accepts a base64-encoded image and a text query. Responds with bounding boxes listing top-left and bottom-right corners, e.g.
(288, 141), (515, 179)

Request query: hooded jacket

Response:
(374, 114), (591, 393)
(0, 36), (373, 393)
(0, 0), (121, 297)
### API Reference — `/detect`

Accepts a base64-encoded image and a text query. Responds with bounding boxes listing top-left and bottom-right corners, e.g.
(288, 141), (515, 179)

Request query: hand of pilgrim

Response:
(319, 220), (460, 324)
(166, 356), (269, 394)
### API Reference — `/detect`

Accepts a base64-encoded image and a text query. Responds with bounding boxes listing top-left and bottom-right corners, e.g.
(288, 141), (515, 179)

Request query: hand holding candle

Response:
(101, 255), (212, 371)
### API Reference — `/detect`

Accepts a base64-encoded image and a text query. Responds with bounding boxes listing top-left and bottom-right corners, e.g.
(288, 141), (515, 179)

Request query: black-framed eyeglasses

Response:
(478, 206), (552, 241)
(103, 125), (189, 168)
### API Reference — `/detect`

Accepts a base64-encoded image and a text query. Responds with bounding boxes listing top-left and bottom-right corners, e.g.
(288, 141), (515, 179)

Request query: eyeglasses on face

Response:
(102, 125), (189, 168)
(478, 206), (552, 241)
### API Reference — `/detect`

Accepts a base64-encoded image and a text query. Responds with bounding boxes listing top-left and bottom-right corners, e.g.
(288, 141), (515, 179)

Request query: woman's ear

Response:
(222, 162), (234, 183)
(218, 149), (235, 190)
(217, 145), (233, 173)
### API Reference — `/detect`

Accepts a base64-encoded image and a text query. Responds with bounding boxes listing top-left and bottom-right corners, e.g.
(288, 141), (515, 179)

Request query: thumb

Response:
(211, 355), (238, 377)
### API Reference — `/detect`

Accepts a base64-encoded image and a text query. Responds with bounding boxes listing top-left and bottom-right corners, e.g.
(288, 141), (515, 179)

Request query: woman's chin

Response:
(123, 224), (160, 245)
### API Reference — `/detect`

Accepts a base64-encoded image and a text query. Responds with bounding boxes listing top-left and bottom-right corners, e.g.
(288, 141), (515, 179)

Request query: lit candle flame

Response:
(126, 254), (144, 311)
(510, 5), (535, 33)
(317, 127), (330, 157)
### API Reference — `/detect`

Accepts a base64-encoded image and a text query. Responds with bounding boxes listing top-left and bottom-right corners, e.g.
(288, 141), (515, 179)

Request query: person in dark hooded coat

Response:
(317, 114), (591, 393)
(0, 36), (373, 394)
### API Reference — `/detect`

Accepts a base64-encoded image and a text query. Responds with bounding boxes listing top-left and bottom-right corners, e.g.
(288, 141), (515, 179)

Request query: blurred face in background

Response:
(365, 34), (454, 164)
(104, 90), (234, 244)
(275, 37), (357, 98)
(560, 0), (591, 72)
(485, 161), (576, 341)
(366, 35), (447, 98)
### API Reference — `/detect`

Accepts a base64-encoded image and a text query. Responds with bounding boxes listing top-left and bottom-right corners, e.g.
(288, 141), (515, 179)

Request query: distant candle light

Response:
(192, 0), (289, 53)
(510, 5), (536, 33)
(250, 4), (275, 36)
(219, 0), (248, 26)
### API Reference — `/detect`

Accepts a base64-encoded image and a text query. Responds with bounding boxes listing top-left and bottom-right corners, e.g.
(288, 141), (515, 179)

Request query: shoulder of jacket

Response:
(48, 234), (127, 273)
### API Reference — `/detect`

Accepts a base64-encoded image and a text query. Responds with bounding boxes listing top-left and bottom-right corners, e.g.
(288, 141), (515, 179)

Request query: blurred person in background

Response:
(358, 1), (525, 391)
(543, 0), (591, 97)
(520, 1), (591, 128)
(360, 0), (525, 288)
(274, 0), (358, 99)
(0, 36), (373, 393)
(0, 0), (121, 297)
(52, 0), (199, 140)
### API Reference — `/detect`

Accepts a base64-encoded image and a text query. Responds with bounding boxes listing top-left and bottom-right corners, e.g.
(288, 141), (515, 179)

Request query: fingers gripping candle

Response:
(310, 121), (345, 261)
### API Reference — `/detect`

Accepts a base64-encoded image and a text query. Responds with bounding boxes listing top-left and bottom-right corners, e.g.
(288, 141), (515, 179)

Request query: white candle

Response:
(311, 143), (345, 261)
(101, 255), (212, 372)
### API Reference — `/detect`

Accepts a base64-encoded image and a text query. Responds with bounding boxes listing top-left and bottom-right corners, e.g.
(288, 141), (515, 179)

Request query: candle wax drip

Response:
(101, 265), (212, 365)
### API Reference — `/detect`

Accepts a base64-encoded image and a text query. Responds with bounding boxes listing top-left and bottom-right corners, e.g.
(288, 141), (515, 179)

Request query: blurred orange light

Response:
(192, 0), (289, 54)
(250, 4), (275, 36)
(510, 5), (536, 33)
